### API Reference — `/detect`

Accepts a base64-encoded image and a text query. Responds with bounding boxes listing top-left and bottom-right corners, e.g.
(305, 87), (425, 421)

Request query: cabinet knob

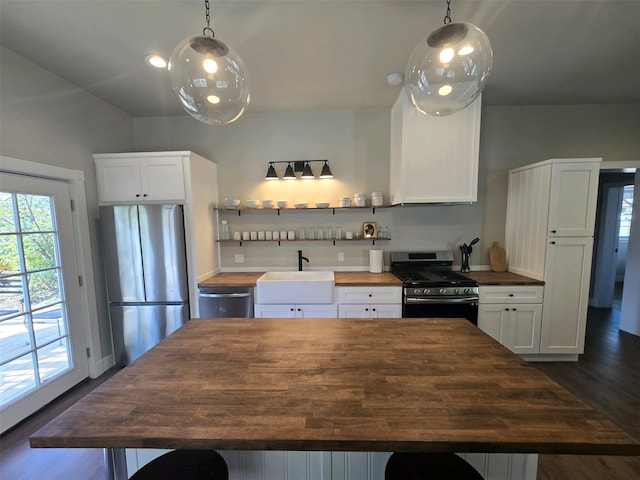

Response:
(512, 308), (517, 311)
(372, 308), (376, 312)
(550, 241), (556, 245)
(143, 194), (148, 197)
(365, 308), (369, 311)
(551, 230), (557, 234)
(369, 294), (372, 297)
(505, 308), (510, 311)
(509, 294), (514, 297)
(297, 308), (301, 311)
(135, 194), (141, 197)
(290, 308), (295, 311)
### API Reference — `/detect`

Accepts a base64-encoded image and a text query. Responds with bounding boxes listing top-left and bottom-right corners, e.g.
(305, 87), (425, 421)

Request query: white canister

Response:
(242, 231), (250, 241)
(353, 194), (366, 207)
(339, 197), (352, 208)
(371, 192), (383, 207)
(280, 230), (288, 240)
(250, 231), (258, 241)
(233, 232), (241, 241)
(273, 231), (280, 240)
(265, 231), (272, 240)
(345, 231), (353, 240)
(287, 230), (296, 240)
(258, 231), (265, 240)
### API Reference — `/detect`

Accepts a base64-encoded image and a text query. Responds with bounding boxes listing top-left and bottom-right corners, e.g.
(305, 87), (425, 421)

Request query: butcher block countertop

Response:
(31, 318), (639, 455)
(462, 271), (544, 286)
(199, 271), (402, 287)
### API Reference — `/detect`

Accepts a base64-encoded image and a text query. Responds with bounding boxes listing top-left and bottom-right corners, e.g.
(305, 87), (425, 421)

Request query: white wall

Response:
(0, 46), (135, 362)
(134, 103), (640, 271)
(620, 173), (640, 336)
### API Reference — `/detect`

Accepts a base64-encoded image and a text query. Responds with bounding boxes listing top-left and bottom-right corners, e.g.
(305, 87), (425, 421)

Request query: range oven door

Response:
(403, 296), (478, 325)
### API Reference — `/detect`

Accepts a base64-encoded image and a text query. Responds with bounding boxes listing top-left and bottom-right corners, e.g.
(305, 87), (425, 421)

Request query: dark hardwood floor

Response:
(536, 283), (640, 480)
(1, 285), (638, 479)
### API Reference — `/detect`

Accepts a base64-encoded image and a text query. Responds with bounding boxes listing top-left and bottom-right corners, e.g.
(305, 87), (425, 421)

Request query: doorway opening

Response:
(590, 171), (636, 321)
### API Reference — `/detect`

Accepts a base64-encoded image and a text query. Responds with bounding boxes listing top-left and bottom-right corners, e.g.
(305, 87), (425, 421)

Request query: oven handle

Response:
(405, 296), (478, 304)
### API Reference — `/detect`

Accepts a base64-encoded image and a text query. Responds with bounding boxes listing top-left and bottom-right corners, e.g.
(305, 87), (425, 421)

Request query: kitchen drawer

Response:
(479, 286), (544, 304)
(336, 286), (402, 304)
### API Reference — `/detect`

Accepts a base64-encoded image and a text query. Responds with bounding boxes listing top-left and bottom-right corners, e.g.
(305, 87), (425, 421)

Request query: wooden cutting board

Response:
(489, 241), (507, 272)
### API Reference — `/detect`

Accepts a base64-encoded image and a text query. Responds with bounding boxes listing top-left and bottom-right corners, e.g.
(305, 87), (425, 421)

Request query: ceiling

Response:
(2, 1), (639, 118)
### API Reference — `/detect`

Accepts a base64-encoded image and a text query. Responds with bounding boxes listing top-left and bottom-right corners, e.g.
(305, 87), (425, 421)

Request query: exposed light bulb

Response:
(203, 58), (218, 73)
(439, 47), (455, 63)
(207, 95), (221, 104)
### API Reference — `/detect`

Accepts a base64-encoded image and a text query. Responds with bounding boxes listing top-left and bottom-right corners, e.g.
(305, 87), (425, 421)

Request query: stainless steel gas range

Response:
(390, 251), (479, 324)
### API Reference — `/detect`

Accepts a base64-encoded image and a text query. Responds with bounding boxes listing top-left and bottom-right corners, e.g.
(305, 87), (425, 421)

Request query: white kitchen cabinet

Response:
(540, 237), (593, 354)
(478, 304), (542, 355)
(94, 151), (220, 318)
(254, 303), (338, 318)
(331, 452), (537, 480)
(477, 286), (543, 355)
(336, 286), (402, 304)
(127, 449), (331, 480)
(95, 153), (186, 203)
(389, 91), (481, 204)
(505, 158), (600, 360)
(505, 158), (600, 280)
(336, 286), (402, 318)
(338, 303), (402, 318)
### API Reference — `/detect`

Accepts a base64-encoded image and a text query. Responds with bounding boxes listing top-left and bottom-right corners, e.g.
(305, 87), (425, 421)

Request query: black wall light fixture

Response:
(265, 160), (333, 180)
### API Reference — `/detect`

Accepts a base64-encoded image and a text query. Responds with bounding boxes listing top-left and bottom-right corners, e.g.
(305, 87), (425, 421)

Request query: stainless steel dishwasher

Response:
(198, 286), (254, 318)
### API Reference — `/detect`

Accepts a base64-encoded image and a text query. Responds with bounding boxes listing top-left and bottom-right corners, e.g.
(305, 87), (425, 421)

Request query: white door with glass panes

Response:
(0, 173), (89, 432)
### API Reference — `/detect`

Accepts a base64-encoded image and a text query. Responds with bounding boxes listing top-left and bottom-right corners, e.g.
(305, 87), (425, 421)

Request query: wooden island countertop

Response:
(31, 318), (638, 456)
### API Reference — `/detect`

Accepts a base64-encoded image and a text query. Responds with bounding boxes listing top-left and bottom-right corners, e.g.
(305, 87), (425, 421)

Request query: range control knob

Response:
(439, 288), (447, 295)
(413, 288), (422, 295)
(464, 288), (473, 295)
(453, 288), (461, 295)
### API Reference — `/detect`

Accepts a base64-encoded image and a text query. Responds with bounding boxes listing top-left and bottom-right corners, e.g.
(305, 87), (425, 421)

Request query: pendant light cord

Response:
(203, 0), (215, 38)
(444, 0), (452, 24)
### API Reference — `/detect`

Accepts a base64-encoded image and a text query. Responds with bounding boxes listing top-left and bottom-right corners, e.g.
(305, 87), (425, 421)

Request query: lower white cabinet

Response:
(477, 286), (544, 355)
(478, 304), (542, 354)
(127, 449), (537, 480)
(336, 286), (402, 319)
(338, 304), (402, 318)
(540, 237), (593, 354)
(254, 304), (338, 318)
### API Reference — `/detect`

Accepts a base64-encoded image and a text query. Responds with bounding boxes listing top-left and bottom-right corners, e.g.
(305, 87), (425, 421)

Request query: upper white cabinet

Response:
(505, 158), (601, 280)
(95, 151), (220, 316)
(95, 153), (186, 203)
(389, 91), (481, 204)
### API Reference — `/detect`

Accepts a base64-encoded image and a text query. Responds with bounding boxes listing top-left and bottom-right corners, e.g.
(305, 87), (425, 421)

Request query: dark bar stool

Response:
(385, 452), (484, 479)
(129, 450), (228, 480)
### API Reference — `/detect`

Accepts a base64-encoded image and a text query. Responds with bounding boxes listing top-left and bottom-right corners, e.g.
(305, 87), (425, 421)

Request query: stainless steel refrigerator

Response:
(101, 205), (189, 365)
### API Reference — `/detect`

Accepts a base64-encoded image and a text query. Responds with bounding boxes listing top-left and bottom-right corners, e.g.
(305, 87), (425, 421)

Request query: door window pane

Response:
(0, 190), (72, 407)
(619, 185), (634, 238)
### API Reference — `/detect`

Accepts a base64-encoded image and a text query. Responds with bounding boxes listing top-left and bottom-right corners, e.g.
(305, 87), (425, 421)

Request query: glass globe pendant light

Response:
(404, 0), (492, 117)
(168, 0), (250, 125)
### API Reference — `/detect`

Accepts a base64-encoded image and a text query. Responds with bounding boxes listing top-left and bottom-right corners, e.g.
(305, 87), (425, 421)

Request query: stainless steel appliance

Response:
(390, 251), (479, 324)
(101, 205), (189, 365)
(198, 286), (254, 318)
